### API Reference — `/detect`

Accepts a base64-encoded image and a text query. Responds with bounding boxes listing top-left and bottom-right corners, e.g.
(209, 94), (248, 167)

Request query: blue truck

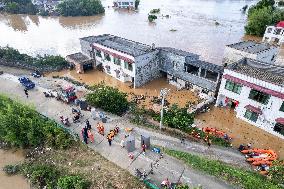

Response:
(18, 77), (35, 90)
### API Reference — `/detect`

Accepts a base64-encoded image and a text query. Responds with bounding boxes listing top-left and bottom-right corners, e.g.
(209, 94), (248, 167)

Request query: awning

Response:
(275, 118), (284, 125)
(245, 105), (262, 114)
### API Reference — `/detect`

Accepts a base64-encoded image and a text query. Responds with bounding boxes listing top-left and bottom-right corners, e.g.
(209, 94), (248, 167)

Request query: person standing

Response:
(207, 139), (212, 149)
(24, 88), (29, 98)
(142, 141), (146, 155)
(88, 130), (94, 143)
(86, 119), (91, 130)
(107, 134), (112, 146)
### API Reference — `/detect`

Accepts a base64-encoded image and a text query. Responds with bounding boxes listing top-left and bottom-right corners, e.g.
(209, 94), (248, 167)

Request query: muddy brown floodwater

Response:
(48, 69), (200, 108)
(0, 149), (30, 189)
(0, 0), (259, 64)
(196, 107), (284, 160)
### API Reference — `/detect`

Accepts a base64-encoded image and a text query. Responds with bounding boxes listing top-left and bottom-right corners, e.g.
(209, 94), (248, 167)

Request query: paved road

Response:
(0, 73), (236, 189)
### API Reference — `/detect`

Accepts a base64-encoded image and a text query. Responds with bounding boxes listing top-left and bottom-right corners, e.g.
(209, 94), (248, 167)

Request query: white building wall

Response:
(216, 69), (284, 139)
(263, 26), (284, 45)
(113, 0), (135, 8)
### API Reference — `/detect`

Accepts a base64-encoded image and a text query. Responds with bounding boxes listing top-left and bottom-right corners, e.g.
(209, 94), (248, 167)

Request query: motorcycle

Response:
(60, 116), (70, 126)
(43, 91), (55, 98)
(134, 168), (147, 180)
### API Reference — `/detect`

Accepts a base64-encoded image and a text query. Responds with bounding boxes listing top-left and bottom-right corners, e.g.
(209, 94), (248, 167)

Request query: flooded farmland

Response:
(0, 0), (258, 64)
(0, 150), (30, 189)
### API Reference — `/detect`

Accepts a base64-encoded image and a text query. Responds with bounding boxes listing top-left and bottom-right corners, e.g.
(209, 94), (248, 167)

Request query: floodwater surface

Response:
(0, 0), (258, 64)
(0, 149), (30, 189)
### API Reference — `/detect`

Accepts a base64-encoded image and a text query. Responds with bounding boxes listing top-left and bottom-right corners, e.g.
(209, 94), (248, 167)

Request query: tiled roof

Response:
(158, 47), (199, 57)
(66, 52), (91, 64)
(227, 41), (276, 54)
(227, 58), (284, 86)
(80, 34), (154, 57)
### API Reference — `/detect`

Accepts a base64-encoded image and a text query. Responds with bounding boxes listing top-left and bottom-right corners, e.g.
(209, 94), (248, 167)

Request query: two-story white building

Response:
(263, 21), (284, 45)
(79, 34), (160, 88)
(216, 58), (284, 139)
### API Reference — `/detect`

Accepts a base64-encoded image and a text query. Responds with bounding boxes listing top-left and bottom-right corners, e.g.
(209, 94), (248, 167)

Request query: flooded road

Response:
(49, 69), (199, 108)
(196, 107), (284, 160)
(0, 149), (30, 189)
(0, 0), (258, 64)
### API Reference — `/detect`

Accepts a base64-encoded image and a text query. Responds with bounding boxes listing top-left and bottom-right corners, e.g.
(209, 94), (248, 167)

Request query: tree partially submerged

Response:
(56, 0), (105, 16)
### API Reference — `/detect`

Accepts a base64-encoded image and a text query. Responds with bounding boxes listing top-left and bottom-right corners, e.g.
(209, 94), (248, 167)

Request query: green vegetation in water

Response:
(148, 14), (158, 22)
(56, 0), (105, 16)
(20, 163), (90, 189)
(0, 46), (68, 71)
(86, 83), (129, 116)
(0, 94), (74, 149)
(150, 8), (160, 14)
(1, 0), (37, 14)
(164, 149), (284, 189)
(245, 0), (284, 36)
(3, 164), (20, 175)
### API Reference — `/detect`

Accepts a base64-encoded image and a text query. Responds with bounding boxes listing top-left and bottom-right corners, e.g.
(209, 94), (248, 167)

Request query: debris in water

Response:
(170, 29), (177, 32)
(215, 21), (220, 26)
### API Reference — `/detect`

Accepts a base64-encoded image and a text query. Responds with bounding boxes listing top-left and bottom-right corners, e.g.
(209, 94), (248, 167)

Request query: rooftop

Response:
(66, 52), (91, 64)
(227, 58), (284, 86)
(158, 47), (199, 58)
(227, 41), (276, 54)
(80, 34), (154, 57)
(185, 57), (223, 73)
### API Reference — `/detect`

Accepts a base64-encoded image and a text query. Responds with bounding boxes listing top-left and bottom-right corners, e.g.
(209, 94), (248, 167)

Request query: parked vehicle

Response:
(56, 86), (77, 103)
(18, 77), (35, 90)
(43, 91), (55, 98)
(31, 70), (42, 78)
(60, 116), (70, 126)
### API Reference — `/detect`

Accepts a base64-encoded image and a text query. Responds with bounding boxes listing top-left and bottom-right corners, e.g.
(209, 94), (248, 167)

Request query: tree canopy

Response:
(2, 0), (37, 14)
(56, 0), (105, 16)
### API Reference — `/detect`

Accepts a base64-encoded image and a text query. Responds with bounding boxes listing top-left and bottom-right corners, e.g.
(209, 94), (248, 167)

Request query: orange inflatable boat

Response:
(242, 149), (278, 163)
(202, 127), (232, 139)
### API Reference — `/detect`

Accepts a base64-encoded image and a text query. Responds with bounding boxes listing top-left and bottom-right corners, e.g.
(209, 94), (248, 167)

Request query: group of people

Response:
(106, 126), (119, 146)
(81, 119), (94, 144)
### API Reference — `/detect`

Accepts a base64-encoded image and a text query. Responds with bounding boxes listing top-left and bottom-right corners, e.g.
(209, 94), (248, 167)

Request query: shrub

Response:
(150, 8), (160, 14)
(3, 164), (20, 175)
(3, 0), (37, 14)
(148, 14), (157, 22)
(57, 175), (91, 189)
(56, 0), (105, 16)
(21, 163), (61, 189)
(86, 83), (128, 116)
(0, 94), (74, 149)
(268, 160), (284, 184)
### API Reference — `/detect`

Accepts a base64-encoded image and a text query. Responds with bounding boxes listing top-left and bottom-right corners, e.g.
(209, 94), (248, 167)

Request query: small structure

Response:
(113, 0), (135, 9)
(216, 57), (284, 139)
(223, 41), (278, 64)
(141, 134), (150, 149)
(126, 136), (135, 152)
(66, 52), (94, 73)
(263, 22), (284, 45)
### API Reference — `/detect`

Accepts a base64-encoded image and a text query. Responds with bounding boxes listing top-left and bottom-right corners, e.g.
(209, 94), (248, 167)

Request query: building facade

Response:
(263, 22), (284, 45)
(73, 34), (223, 96)
(223, 41), (278, 64)
(113, 0), (135, 9)
(216, 58), (284, 139)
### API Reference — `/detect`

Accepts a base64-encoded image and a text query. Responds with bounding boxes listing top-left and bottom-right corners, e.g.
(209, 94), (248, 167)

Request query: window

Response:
(274, 123), (284, 136)
(267, 28), (272, 33)
(113, 57), (121, 65)
(200, 69), (206, 77)
(125, 61), (133, 71)
(96, 50), (102, 58)
(244, 110), (259, 122)
(186, 65), (199, 75)
(280, 102), (284, 112)
(104, 53), (111, 61)
(249, 89), (270, 105)
(130, 2), (133, 5)
(171, 76), (177, 82)
(205, 70), (218, 82)
(225, 80), (242, 94)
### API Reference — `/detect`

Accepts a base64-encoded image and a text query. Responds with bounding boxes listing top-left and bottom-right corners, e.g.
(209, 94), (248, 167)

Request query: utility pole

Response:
(159, 88), (170, 130)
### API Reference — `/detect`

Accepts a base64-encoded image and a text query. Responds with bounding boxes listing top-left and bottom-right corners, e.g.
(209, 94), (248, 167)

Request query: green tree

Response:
(56, 0), (105, 16)
(148, 14), (157, 22)
(245, 7), (274, 36)
(57, 175), (91, 189)
(4, 2), (19, 13)
(86, 83), (129, 116)
(248, 0), (275, 17)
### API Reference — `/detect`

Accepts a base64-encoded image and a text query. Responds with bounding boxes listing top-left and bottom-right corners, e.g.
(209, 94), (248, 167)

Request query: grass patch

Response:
(164, 149), (283, 189)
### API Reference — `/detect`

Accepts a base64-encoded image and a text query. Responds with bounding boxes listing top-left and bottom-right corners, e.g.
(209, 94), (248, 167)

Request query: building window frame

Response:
(104, 53), (111, 62)
(96, 50), (102, 58)
(248, 89), (270, 105)
(125, 61), (133, 71)
(280, 102), (284, 112)
(244, 109), (259, 122)
(274, 123), (284, 136)
(114, 57), (121, 66)
(225, 80), (242, 94)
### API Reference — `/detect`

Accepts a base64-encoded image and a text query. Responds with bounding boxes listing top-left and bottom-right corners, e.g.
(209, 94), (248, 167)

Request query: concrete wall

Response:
(216, 69), (284, 139)
(134, 50), (160, 88)
(80, 39), (92, 57)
